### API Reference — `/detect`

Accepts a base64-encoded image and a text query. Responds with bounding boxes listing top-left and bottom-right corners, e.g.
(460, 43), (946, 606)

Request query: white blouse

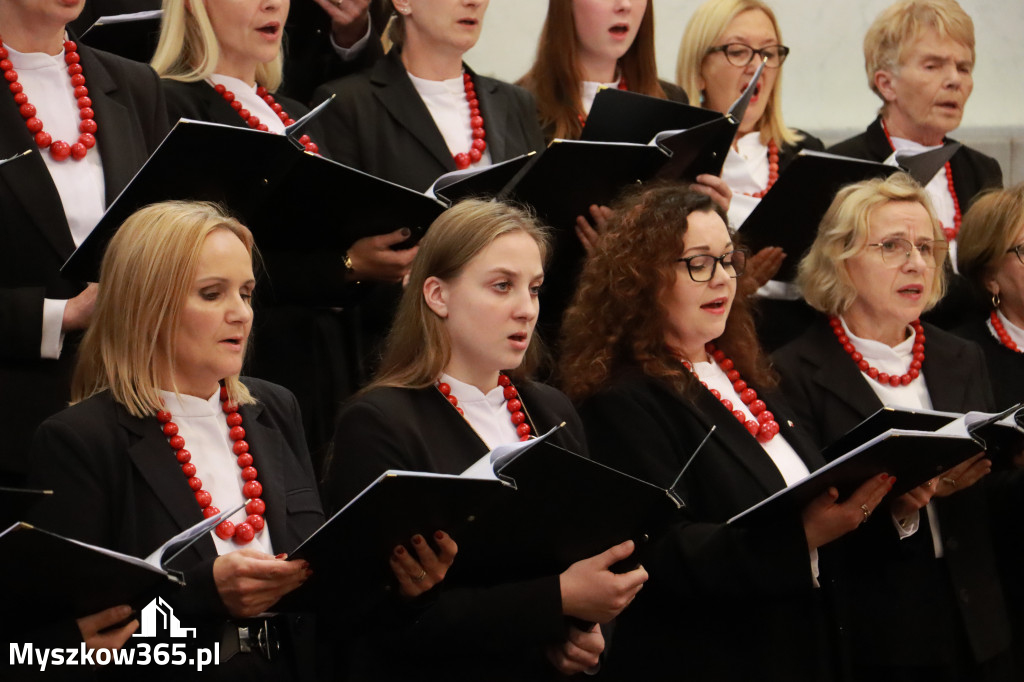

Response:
(207, 73), (287, 135)
(159, 390), (275, 556)
(988, 309), (1024, 350)
(439, 373), (519, 450)
(580, 79), (620, 117)
(407, 72), (492, 168)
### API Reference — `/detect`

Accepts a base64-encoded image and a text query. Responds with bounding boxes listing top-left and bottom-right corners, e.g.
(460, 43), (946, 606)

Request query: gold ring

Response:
(411, 570), (427, 582)
(860, 503), (870, 522)
(941, 476), (957, 488)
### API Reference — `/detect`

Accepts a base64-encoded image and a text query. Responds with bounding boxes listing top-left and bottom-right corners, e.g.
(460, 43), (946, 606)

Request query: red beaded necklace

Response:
(681, 342), (780, 443)
(881, 118), (961, 241)
(740, 139), (779, 198)
(990, 310), (1022, 353)
(156, 385), (266, 545)
(577, 77), (629, 129)
(436, 374), (532, 441)
(0, 37), (98, 162)
(213, 82), (318, 153)
(453, 72), (487, 170)
(829, 316), (925, 387)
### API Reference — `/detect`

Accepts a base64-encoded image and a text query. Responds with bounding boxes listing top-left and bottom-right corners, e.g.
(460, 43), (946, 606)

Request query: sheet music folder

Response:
(737, 151), (897, 282)
(78, 11), (163, 64)
(581, 88), (721, 144)
(0, 486), (52, 529)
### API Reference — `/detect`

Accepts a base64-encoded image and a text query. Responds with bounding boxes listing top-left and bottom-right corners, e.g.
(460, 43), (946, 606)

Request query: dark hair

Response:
(559, 182), (775, 401)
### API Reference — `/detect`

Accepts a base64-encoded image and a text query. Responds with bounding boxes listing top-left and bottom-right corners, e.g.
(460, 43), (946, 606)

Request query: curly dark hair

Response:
(558, 182), (777, 401)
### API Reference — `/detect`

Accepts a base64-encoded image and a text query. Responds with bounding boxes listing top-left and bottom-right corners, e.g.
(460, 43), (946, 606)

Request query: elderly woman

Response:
(0, 0), (167, 485)
(774, 173), (1013, 681)
(954, 184), (1024, 408)
(324, 198), (648, 680)
(828, 0), (1002, 330)
(559, 182), (891, 681)
(676, 0), (824, 350)
(26, 201), (450, 680)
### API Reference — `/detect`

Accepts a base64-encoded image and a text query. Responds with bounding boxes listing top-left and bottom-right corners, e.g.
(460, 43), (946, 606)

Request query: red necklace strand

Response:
(741, 139), (779, 198)
(881, 118), (961, 241)
(213, 82), (318, 153)
(437, 374), (531, 441)
(454, 72), (487, 170)
(682, 342), (780, 443)
(0, 37), (98, 162)
(577, 77), (629, 129)
(156, 385), (266, 545)
(990, 310), (1022, 353)
(829, 316), (925, 387)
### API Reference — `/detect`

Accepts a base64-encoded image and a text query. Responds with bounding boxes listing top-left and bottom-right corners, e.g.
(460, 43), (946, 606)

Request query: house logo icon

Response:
(132, 597), (197, 639)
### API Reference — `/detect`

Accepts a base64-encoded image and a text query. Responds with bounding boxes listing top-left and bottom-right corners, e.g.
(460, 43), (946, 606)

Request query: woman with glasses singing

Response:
(774, 173), (1015, 681)
(559, 182), (891, 681)
(676, 0), (825, 351)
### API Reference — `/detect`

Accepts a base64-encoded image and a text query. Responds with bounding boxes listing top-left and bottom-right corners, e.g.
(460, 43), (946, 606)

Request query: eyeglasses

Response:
(676, 249), (749, 282)
(1007, 243), (1024, 265)
(866, 238), (949, 268)
(705, 43), (790, 68)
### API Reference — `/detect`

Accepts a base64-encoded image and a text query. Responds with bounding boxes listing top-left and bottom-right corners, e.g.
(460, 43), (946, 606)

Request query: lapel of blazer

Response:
(470, 67), (508, 162)
(120, 408), (219, 564)
(238, 399), (295, 549)
(80, 46), (148, 206)
(0, 84), (74, 259)
(804, 320), (884, 423)
(920, 327), (970, 412)
(866, 116), (896, 161)
(371, 50), (457, 173)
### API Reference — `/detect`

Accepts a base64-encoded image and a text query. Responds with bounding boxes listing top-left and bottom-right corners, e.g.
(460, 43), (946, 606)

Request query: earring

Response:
(993, 292), (1001, 308)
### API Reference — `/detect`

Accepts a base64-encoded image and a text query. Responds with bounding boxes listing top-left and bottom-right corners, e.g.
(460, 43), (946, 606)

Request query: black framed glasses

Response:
(866, 238), (949, 269)
(676, 249), (749, 282)
(706, 43), (790, 68)
(1007, 243), (1024, 265)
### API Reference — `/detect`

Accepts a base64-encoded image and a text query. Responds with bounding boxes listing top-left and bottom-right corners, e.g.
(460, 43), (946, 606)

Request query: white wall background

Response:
(465, 0), (1024, 136)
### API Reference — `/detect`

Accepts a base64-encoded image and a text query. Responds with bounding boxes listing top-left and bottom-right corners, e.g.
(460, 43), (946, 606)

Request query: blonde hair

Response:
(676, 0), (800, 147)
(798, 173), (947, 316)
(151, 0), (284, 91)
(72, 201), (257, 418)
(957, 184), (1024, 302)
(371, 199), (550, 390)
(863, 0), (975, 109)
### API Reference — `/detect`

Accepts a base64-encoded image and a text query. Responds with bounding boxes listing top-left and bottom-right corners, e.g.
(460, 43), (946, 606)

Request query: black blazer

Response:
(312, 48), (546, 192)
(26, 378), (325, 678)
(576, 369), (835, 682)
(953, 317), (1024, 410)
(828, 117), (1003, 331)
(773, 317), (1012, 669)
(323, 380), (586, 681)
(0, 45), (168, 482)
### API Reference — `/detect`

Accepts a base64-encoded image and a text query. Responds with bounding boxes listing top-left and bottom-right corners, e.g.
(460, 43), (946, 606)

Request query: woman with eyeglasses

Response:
(774, 173), (1015, 681)
(676, 0), (824, 351)
(559, 182), (891, 681)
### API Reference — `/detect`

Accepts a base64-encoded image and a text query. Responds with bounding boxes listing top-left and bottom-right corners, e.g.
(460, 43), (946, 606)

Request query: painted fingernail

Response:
(394, 545), (406, 555)
(275, 553), (287, 559)
(401, 228), (411, 237)
(880, 473), (889, 480)
(434, 530), (445, 540)
(412, 535), (424, 545)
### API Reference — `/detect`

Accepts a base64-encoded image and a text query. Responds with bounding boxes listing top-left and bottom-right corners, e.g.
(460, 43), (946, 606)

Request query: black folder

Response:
(581, 88), (722, 144)
(0, 486), (52, 530)
(736, 151), (897, 281)
(1, 522), (181, 629)
(79, 11), (163, 64)
(821, 406), (960, 462)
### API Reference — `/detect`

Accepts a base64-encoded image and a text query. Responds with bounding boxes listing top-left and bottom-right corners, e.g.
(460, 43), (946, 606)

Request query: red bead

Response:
(67, 64), (82, 76)
(710, 389), (721, 399)
(241, 466), (258, 481)
(202, 503), (219, 518)
(163, 422), (179, 436)
(70, 74), (85, 87)
(64, 41), (77, 52)
(215, 520), (235, 540)
(867, 368), (879, 379)
(298, 135), (311, 145)
(25, 117), (42, 133)
(246, 498), (266, 516)
(156, 410), (172, 423)
(472, 127), (486, 139)
(214, 83), (226, 94)
(243, 480), (263, 499)
(4, 69), (18, 82)
(9, 81), (22, 92)
(842, 343), (855, 354)
(900, 374), (912, 386)
(470, 107), (481, 117)
(909, 369), (920, 379)
(74, 85), (88, 98)
(247, 514), (265, 531)
(516, 422), (531, 437)
(79, 107), (94, 120)
(733, 410), (747, 423)
(470, 115), (484, 129)
(850, 352), (862, 362)
(222, 401), (239, 414)
(233, 439), (249, 455)
(733, 380), (747, 393)
(305, 142), (319, 155)
(721, 399), (733, 411)
(256, 86), (268, 97)
(229, 426), (245, 440)
(877, 373), (890, 384)
(503, 386), (518, 400)
(447, 395), (459, 406)
(76, 96), (92, 110)
(13, 92), (26, 104)
(175, 449), (191, 463)
(749, 399), (766, 415)
(511, 411), (526, 425)
(181, 463), (196, 477)
(246, 115), (260, 128)
(837, 335), (849, 345)
(507, 398), (522, 412)
(498, 374), (512, 387)
(719, 358), (734, 371)
(740, 388), (757, 404)
(726, 370), (740, 382)
(78, 119), (97, 134)
(471, 138), (486, 152)
(234, 523), (255, 544)
(272, 103), (283, 113)
(469, 149), (482, 162)
(757, 410), (775, 424)
(169, 435), (185, 449)
(745, 420), (760, 436)
(437, 382), (451, 396)
(284, 118), (295, 125)
(888, 375), (901, 387)
(236, 452), (253, 467)
(18, 103), (35, 118)
(226, 412), (243, 427)
(454, 153), (470, 170)
(237, 109), (250, 120)
(49, 140), (71, 161)
(231, 100), (242, 110)
(858, 360), (870, 371)
(188, 476), (202, 491)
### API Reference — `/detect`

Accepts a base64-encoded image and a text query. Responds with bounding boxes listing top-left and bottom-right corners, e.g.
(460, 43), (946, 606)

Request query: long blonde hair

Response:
(72, 201), (257, 417)
(151, 0), (284, 91)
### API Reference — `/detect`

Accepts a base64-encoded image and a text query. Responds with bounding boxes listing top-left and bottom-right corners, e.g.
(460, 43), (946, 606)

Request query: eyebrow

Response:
(196, 276), (256, 286)
(720, 35), (779, 47)
(682, 242), (734, 255)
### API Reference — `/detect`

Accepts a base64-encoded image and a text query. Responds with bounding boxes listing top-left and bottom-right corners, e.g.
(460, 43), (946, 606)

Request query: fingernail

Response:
(394, 545), (406, 555)
(434, 530), (445, 540)
(275, 553), (287, 559)
(880, 473), (889, 480)
(889, 477), (897, 486)
(305, 569), (313, 578)
(412, 535), (423, 545)
(401, 228), (411, 237)
(301, 561), (310, 570)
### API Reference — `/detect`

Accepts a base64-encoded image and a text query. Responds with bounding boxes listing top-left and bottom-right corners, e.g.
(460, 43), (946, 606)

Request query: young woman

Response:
(323, 198), (648, 680)
(559, 182), (891, 681)
(0, 0), (167, 485)
(26, 201), (450, 680)
(677, 0), (824, 350)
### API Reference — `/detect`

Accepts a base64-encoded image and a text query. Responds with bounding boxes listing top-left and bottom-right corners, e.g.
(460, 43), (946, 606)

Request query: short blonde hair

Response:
(72, 201), (257, 418)
(676, 0), (800, 147)
(152, 0), (284, 91)
(371, 199), (550, 391)
(864, 0), (975, 107)
(798, 173), (947, 316)
(957, 184), (1024, 301)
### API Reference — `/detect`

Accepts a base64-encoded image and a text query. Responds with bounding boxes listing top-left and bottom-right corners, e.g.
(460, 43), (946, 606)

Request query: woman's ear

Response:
(423, 276), (448, 318)
(873, 69), (898, 104)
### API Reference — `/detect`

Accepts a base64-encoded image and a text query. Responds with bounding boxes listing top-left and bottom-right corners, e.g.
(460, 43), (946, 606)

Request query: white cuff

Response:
(41, 298), (67, 359)
(893, 510), (920, 539)
(330, 18), (372, 61)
